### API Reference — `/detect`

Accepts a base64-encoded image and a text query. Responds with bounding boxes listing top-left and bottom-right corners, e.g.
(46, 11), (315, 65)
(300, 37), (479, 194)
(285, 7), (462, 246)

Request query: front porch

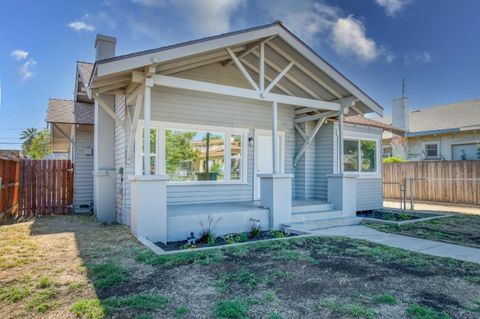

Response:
(164, 199), (340, 242)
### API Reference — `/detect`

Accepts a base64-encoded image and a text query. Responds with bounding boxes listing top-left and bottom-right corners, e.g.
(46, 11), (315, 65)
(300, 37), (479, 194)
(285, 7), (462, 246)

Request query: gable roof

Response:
(376, 98), (480, 138)
(344, 115), (405, 136)
(46, 99), (94, 125)
(78, 61), (94, 85)
(90, 21), (383, 116)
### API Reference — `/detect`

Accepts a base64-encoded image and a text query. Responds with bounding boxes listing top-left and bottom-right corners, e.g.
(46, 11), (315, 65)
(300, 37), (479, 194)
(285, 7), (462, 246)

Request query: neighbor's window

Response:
(425, 143), (438, 159)
(344, 139), (377, 173)
(141, 128), (157, 174)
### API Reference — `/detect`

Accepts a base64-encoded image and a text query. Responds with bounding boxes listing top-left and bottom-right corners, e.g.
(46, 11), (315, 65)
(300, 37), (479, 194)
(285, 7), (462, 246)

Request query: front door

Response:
(254, 130), (285, 200)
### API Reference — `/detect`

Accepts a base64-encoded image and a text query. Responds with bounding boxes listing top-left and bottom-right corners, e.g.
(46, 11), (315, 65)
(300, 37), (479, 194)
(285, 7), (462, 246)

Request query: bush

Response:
(383, 156), (407, 164)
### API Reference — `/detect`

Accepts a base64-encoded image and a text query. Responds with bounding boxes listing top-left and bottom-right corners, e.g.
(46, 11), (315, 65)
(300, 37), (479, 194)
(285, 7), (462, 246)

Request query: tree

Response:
(20, 127), (39, 155)
(24, 129), (50, 159)
(165, 130), (199, 179)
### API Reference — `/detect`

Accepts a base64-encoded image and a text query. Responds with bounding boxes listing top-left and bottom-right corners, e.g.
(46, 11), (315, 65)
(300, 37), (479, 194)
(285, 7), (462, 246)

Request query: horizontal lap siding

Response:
(314, 123), (335, 200)
(74, 125), (94, 209)
(356, 178), (383, 210)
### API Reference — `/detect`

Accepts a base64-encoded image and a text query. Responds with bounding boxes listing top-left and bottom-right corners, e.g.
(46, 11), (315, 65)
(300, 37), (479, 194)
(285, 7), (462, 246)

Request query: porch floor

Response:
(167, 199), (328, 217)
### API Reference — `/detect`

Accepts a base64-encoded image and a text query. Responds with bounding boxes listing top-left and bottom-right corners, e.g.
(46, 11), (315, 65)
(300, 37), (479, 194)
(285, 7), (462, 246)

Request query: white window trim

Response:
(422, 141), (440, 160)
(343, 131), (381, 178)
(135, 120), (249, 185)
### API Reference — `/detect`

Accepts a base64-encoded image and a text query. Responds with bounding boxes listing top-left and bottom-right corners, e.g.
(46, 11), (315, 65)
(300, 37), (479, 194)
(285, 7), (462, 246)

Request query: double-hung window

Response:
(136, 122), (248, 184)
(344, 138), (378, 174)
(424, 143), (439, 159)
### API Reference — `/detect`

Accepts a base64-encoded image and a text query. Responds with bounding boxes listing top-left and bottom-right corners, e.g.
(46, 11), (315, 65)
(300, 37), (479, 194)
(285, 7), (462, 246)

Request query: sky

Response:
(1, 0), (479, 149)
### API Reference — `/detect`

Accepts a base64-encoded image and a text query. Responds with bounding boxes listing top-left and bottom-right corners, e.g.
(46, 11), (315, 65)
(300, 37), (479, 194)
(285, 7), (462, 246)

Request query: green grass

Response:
(136, 249), (224, 267)
(88, 261), (128, 290)
(37, 276), (53, 288)
(406, 304), (451, 319)
(466, 276), (480, 284)
(174, 306), (190, 318)
(373, 293), (397, 305)
(269, 312), (284, 319)
(0, 285), (30, 302)
(103, 293), (169, 312)
(318, 300), (376, 319)
(27, 289), (56, 313)
(219, 268), (262, 290)
(214, 298), (252, 319)
(70, 299), (105, 319)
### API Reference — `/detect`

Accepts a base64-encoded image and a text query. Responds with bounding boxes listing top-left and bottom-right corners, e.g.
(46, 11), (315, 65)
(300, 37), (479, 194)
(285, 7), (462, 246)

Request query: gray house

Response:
(378, 97), (480, 161)
(46, 62), (95, 212)
(50, 22), (398, 243)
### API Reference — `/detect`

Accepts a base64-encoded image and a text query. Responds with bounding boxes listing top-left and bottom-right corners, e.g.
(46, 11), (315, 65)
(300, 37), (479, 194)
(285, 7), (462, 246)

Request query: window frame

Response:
(423, 142), (440, 160)
(343, 131), (381, 177)
(135, 120), (249, 185)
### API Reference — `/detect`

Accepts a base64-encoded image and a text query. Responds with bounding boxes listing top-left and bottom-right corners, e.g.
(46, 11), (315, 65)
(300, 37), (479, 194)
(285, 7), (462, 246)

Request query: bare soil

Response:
(1, 215), (480, 319)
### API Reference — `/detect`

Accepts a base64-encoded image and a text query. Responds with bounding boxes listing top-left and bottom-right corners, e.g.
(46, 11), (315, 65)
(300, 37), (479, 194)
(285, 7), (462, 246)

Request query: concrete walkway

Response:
(314, 225), (480, 264)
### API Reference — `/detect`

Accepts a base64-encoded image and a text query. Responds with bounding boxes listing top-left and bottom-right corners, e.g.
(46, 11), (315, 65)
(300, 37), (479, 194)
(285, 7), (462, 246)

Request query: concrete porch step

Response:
(292, 203), (334, 214)
(291, 209), (344, 222)
(282, 217), (362, 235)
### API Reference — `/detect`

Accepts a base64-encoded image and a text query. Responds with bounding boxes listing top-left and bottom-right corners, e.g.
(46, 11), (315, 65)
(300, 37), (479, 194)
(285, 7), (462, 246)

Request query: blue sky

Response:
(1, 0), (479, 149)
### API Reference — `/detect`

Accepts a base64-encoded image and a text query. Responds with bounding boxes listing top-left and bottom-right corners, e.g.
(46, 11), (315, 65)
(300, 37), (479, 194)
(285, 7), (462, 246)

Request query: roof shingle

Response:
(47, 99), (94, 125)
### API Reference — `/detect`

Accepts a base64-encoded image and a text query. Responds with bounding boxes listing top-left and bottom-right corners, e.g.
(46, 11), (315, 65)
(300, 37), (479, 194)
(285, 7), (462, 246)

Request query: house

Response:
(46, 62), (95, 212)
(0, 150), (21, 161)
(47, 22), (401, 244)
(377, 97), (480, 161)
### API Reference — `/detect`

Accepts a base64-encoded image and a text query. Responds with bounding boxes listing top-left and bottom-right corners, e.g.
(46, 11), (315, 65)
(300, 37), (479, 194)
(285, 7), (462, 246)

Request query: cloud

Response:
(19, 59), (37, 82)
(404, 50), (432, 65)
(260, 0), (394, 63)
(67, 21), (96, 32)
(10, 49), (29, 60)
(374, 0), (411, 16)
(170, 0), (246, 35)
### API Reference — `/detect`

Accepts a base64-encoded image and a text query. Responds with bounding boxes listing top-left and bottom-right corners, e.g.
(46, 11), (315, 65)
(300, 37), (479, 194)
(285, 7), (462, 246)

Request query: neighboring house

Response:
(377, 97), (480, 161)
(47, 22), (401, 243)
(46, 62), (95, 212)
(0, 150), (21, 161)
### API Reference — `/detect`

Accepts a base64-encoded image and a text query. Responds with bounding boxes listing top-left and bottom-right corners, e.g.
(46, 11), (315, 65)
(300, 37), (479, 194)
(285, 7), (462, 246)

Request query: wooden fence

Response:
(383, 160), (480, 206)
(18, 159), (74, 216)
(0, 159), (20, 221)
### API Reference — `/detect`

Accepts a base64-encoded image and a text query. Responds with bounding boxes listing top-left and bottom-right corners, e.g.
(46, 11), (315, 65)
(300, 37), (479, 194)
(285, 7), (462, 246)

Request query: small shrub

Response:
(214, 298), (250, 319)
(70, 299), (105, 319)
(198, 215), (222, 244)
(373, 293), (397, 305)
(383, 156), (407, 164)
(249, 221), (261, 239)
(89, 261), (127, 289)
(269, 230), (285, 238)
(406, 304), (451, 319)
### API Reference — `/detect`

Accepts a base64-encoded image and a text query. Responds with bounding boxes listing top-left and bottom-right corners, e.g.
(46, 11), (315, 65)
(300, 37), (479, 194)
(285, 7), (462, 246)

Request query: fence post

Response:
(409, 177), (414, 210)
(402, 177), (407, 210)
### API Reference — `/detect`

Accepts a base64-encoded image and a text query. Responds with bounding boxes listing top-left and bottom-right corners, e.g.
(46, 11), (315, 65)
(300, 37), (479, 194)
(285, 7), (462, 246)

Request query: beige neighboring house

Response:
(377, 97), (480, 161)
(45, 62), (95, 212)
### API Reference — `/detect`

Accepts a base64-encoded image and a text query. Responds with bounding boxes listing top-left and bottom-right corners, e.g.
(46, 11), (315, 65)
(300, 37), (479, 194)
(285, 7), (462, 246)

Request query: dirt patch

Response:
(2, 215), (480, 318)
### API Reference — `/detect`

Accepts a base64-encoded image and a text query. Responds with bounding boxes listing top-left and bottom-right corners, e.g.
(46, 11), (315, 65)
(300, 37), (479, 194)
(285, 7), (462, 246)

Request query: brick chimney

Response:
(94, 34), (117, 61)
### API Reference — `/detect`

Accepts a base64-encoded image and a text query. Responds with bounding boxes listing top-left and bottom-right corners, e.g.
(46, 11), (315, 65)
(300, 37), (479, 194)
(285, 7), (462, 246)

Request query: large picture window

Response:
(137, 122), (247, 183)
(344, 139), (378, 173)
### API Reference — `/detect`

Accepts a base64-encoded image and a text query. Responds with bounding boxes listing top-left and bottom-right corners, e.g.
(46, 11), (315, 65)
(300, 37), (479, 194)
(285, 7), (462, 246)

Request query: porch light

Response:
(248, 136), (254, 147)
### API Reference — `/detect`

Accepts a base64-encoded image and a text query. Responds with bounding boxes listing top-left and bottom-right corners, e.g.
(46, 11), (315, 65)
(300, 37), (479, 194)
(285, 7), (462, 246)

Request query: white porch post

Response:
(272, 101), (278, 174)
(143, 79), (152, 175)
(338, 111), (344, 174)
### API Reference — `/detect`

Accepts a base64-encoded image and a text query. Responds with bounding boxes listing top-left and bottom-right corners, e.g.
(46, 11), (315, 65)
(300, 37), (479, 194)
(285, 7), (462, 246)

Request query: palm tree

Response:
(20, 127), (39, 154)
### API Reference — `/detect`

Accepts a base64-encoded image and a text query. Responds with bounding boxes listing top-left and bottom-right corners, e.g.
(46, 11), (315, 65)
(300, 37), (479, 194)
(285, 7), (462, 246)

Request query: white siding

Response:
(74, 125), (94, 210)
(356, 177), (383, 210)
(314, 122), (336, 200)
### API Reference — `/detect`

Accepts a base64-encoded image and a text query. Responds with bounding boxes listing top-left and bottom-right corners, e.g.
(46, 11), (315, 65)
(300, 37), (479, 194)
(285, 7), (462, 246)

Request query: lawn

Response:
(1, 215), (480, 319)
(365, 214), (480, 249)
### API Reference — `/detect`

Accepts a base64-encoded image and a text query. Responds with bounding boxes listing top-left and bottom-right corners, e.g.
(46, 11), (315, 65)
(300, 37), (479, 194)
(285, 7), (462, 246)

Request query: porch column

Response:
(143, 78), (153, 175)
(338, 111), (344, 174)
(259, 173), (293, 229)
(272, 101), (278, 173)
